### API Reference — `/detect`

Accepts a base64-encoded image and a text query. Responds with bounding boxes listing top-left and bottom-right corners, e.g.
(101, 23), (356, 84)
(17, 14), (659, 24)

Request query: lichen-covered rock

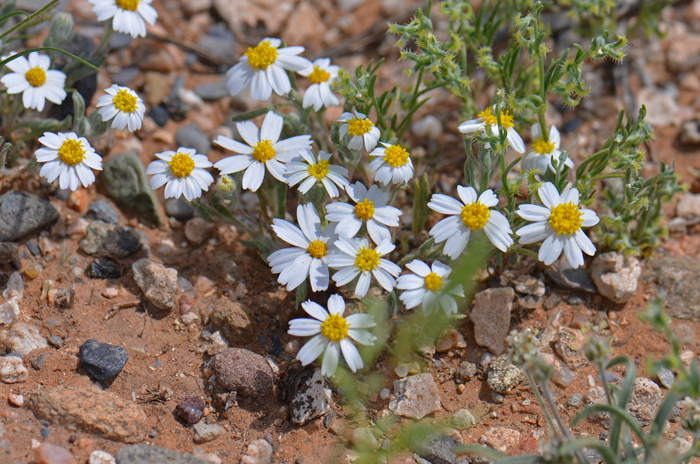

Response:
(554, 327), (588, 370)
(628, 377), (662, 426)
(487, 355), (524, 394)
(290, 369), (332, 425)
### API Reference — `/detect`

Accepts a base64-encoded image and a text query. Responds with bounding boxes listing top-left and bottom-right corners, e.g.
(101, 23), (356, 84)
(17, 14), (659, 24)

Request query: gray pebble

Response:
(568, 393), (583, 407)
(176, 123), (211, 155)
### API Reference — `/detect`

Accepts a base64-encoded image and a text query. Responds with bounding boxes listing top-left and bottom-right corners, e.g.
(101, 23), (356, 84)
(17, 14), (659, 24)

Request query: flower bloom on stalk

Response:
(299, 58), (340, 111)
(398, 260), (464, 316)
(326, 237), (401, 298)
(89, 0), (158, 38)
(268, 203), (336, 292)
(338, 110), (381, 152)
(35, 132), (102, 190)
(458, 107), (525, 154)
(146, 148), (214, 201)
(428, 186), (513, 260)
(285, 150), (349, 198)
(214, 111), (312, 192)
(369, 142), (414, 185)
(521, 124), (574, 173)
(326, 182), (401, 244)
(516, 182), (599, 269)
(288, 294), (376, 377)
(0, 52), (66, 111)
(225, 38), (311, 101)
(96, 84), (146, 132)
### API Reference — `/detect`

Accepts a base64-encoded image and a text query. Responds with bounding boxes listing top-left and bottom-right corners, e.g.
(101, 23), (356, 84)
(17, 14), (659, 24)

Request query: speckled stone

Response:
(487, 354), (524, 394)
(79, 339), (129, 381)
(213, 348), (274, 397)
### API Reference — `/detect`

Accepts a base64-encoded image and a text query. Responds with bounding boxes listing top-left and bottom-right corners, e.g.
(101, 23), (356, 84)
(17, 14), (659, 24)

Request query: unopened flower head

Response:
(326, 182), (401, 244)
(96, 84), (146, 132)
(326, 237), (401, 298)
(338, 111), (381, 152)
(458, 106), (525, 154)
(516, 182), (599, 268)
(521, 124), (574, 173)
(369, 142), (414, 185)
(146, 148), (214, 201)
(214, 111), (312, 192)
(268, 203), (337, 292)
(226, 38), (311, 101)
(89, 0), (157, 38)
(285, 150), (349, 198)
(299, 58), (340, 111)
(1, 52), (66, 111)
(397, 260), (464, 316)
(288, 294), (376, 377)
(428, 187), (514, 260)
(35, 132), (102, 190)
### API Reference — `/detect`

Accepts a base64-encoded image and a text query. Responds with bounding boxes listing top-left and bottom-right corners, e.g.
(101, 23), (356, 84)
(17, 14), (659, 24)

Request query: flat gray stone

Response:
(102, 152), (162, 225)
(0, 191), (58, 242)
(192, 423), (223, 444)
(546, 262), (598, 293)
(116, 445), (210, 464)
(80, 221), (143, 259)
(176, 123), (211, 156)
(389, 373), (442, 420)
(644, 256), (700, 320)
(469, 287), (514, 355)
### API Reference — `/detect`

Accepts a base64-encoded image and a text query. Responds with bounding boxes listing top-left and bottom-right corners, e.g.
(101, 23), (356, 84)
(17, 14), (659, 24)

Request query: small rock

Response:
(0, 356), (29, 383)
(192, 423), (223, 444)
(7, 322), (48, 358)
(185, 217), (216, 245)
(389, 373), (442, 420)
(656, 367), (674, 389)
(436, 329), (467, 352)
(676, 193), (700, 218)
(584, 387), (608, 422)
(591, 252), (642, 304)
(111, 66), (140, 86)
(80, 221), (143, 259)
(480, 427), (521, 452)
(413, 433), (462, 464)
(35, 442), (75, 464)
(165, 198), (195, 221)
(89, 450), (116, 464)
(148, 105), (169, 127)
(132, 41), (184, 73)
(182, 312), (199, 325)
(512, 275), (546, 297)
(176, 123), (211, 156)
(470, 288), (514, 355)
(177, 88), (204, 109)
(667, 34), (700, 72)
(3, 271), (24, 299)
(410, 115), (442, 139)
(545, 262), (598, 293)
(114, 444), (211, 463)
(48, 335), (64, 348)
(24, 262), (43, 279)
(681, 350), (695, 366)
(194, 81), (229, 101)
(175, 396), (205, 424)
(209, 296), (254, 344)
(555, 327), (588, 369)
(454, 361), (477, 384)
(644, 256), (700, 320)
(0, 191), (59, 241)
(241, 439), (273, 464)
(132, 258), (179, 311)
(213, 348), (274, 397)
(673, 324), (694, 345)
(628, 377), (662, 426)
(66, 218), (89, 237)
(351, 427), (378, 449)
(79, 340), (129, 381)
(451, 409), (476, 430)
(379, 388), (391, 400)
(394, 364), (409, 378)
(206, 331), (228, 355)
(8, 393), (25, 406)
(636, 87), (678, 127)
(290, 369), (332, 425)
(0, 242), (18, 264)
(49, 287), (76, 309)
(0, 296), (21, 327)
(487, 355), (524, 394)
(102, 152), (163, 225)
(27, 239), (40, 256)
(86, 258), (121, 279)
(680, 119), (700, 145)
(29, 385), (147, 443)
(551, 360), (577, 387)
(86, 200), (120, 224)
(568, 393), (583, 407)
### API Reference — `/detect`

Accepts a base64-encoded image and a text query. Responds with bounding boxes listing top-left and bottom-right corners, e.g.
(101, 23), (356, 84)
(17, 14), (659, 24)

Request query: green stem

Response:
(0, 0), (59, 40)
(527, 372), (560, 437)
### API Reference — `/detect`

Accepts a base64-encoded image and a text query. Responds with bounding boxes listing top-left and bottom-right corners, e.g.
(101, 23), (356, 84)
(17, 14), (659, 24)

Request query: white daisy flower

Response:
(35, 132), (102, 191)
(225, 38), (311, 101)
(458, 107), (526, 154)
(326, 237), (401, 298)
(397, 260), (465, 316)
(146, 147), (214, 201)
(326, 182), (401, 244)
(289, 294), (376, 376)
(338, 111), (381, 152)
(268, 203), (337, 292)
(89, 0), (158, 38)
(428, 186), (514, 260)
(521, 124), (574, 173)
(298, 58), (340, 111)
(285, 150), (349, 198)
(516, 182), (599, 269)
(369, 142), (414, 185)
(95, 84), (146, 132)
(214, 111), (312, 192)
(0, 52), (66, 111)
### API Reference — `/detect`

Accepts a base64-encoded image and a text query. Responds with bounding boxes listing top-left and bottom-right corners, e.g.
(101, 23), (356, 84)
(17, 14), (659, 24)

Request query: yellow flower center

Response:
(424, 272), (444, 291)
(307, 240), (327, 259)
(355, 246), (380, 272)
(321, 313), (348, 342)
(168, 151), (195, 178)
(549, 202), (583, 235)
(25, 67), (46, 87)
(479, 108), (514, 130)
(308, 159), (330, 179)
(252, 140), (276, 163)
(460, 202), (491, 231)
(347, 117), (373, 137)
(308, 66), (330, 84)
(116, 0), (139, 11)
(112, 89), (138, 113)
(383, 145), (410, 168)
(245, 41), (278, 70)
(58, 139), (86, 166)
(354, 198), (374, 221)
(533, 138), (555, 155)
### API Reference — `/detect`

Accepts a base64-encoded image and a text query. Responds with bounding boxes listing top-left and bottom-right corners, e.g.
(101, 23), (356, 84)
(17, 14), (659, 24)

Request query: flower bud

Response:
(46, 12), (74, 47)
